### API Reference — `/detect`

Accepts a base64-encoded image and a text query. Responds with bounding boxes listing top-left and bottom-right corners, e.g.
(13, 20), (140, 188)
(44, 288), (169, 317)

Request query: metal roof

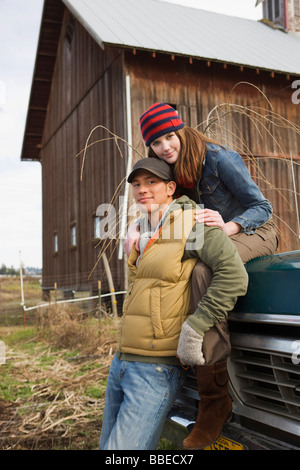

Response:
(62, 0), (300, 75)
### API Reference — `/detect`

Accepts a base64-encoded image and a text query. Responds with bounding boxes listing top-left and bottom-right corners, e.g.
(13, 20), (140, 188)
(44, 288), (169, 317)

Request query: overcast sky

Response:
(0, 0), (262, 269)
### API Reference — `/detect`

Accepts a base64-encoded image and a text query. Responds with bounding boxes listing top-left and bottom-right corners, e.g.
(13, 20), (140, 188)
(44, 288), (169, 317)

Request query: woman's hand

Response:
(123, 222), (140, 255)
(195, 209), (241, 236)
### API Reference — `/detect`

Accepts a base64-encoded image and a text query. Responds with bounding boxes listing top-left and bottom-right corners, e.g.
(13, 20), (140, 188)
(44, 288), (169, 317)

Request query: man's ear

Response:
(167, 181), (176, 196)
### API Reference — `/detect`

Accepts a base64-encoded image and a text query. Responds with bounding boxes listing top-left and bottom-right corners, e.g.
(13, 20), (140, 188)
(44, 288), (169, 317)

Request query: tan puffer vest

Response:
(118, 206), (197, 357)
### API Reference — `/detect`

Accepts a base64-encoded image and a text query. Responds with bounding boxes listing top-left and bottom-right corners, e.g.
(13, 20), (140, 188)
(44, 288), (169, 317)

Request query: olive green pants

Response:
(228, 220), (278, 264)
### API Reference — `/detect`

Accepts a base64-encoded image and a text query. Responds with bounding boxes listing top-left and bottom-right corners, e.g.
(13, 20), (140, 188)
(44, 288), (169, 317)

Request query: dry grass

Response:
(0, 276), (41, 303)
(0, 305), (118, 450)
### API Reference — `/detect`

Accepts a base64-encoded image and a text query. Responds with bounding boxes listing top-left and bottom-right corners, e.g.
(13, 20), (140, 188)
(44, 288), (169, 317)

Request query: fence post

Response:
(54, 282), (57, 304)
(19, 252), (26, 328)
(0, 341), (5, 365)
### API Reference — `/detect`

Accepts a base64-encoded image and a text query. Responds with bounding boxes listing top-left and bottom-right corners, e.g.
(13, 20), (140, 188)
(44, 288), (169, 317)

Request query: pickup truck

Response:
(162, 250), (300, 450)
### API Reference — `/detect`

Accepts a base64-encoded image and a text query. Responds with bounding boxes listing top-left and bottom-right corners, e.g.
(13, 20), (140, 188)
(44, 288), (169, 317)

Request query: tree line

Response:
(0, 264), (42, 276)
(0, 264), (20, 275)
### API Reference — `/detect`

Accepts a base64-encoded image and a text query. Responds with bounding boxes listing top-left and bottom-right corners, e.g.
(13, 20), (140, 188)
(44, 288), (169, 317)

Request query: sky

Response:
(0, 0), (262, 270)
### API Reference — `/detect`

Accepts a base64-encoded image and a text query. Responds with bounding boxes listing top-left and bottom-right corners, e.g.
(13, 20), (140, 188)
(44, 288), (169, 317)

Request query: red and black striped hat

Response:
(140, 103), (185, 146)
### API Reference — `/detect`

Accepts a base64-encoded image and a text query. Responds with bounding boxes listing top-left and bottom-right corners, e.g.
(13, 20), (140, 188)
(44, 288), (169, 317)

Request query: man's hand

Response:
(123, 222), (140, 255)
(177, 321), (205, 366)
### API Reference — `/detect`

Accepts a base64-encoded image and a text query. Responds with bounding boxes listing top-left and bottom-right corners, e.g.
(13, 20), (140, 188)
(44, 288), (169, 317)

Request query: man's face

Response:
(131, 170), (175, 216)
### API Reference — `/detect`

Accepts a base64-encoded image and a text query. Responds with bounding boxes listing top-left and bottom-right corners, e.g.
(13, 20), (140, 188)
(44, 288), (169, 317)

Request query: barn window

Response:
(265, 0), (282, 20)
(94, 216), (101, 239)
(54, 233), (58, 253)
(274, 0), (280, 18)
(266, 0), (273, 19)
(70, 224), (76, 247)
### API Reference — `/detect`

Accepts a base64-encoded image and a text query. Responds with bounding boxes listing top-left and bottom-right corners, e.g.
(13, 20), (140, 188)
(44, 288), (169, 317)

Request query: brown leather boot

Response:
(182, 360), (232, 450)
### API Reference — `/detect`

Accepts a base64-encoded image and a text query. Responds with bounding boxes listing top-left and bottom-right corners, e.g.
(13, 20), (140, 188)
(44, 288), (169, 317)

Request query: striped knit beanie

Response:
(140, 103), (185, 146)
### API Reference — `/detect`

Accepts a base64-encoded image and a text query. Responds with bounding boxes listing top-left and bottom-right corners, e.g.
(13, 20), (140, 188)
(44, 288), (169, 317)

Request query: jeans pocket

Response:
(151, 363), (183, 389)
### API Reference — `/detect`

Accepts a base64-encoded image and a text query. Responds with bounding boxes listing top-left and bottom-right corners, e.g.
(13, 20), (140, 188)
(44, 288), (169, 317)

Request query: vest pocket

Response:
(150, 287), (164, 339)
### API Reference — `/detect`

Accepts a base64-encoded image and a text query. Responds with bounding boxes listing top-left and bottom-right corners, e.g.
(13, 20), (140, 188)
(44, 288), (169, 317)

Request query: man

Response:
(99, 158), (248, 450)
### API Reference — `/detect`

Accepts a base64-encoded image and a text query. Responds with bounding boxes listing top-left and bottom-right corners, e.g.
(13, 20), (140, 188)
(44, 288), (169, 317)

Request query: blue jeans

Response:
(99, 355), (185, 450)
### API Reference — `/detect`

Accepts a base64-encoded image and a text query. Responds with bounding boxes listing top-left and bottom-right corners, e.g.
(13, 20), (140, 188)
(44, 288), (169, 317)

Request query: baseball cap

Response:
(127, 158), (174, 183)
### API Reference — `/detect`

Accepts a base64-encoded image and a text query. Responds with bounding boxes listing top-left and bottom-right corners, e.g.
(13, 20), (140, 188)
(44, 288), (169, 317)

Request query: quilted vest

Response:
(118, 206), (197, 357)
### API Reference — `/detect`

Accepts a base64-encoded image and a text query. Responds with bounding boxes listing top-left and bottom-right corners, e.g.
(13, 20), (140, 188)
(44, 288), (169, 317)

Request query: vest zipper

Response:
(128, 282), (134, 295)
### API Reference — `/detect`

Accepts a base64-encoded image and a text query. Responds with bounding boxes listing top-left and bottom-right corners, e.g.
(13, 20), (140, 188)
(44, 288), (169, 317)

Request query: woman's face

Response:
(150, 132), (181, 164)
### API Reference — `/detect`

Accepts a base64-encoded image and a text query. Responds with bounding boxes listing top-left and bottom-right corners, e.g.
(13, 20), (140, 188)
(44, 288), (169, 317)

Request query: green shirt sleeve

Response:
(183, 223), (248, 336)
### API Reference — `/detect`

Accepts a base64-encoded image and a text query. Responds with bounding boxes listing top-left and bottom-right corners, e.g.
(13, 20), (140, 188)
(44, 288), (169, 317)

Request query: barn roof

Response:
(21, 0), (300, 161)
(64, 0), (300, 75)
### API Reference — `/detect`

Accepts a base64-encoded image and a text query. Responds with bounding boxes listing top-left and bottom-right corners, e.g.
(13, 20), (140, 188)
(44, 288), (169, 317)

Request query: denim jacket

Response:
(190, 144), (273, 235)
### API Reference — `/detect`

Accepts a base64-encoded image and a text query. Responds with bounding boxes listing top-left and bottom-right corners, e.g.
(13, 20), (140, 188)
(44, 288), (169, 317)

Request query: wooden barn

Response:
(21, 0), (300, 298)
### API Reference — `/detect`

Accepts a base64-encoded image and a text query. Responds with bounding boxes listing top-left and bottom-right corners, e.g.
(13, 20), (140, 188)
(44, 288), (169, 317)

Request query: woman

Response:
(124, 102), (278, 449)
(138, 102), (278, 263)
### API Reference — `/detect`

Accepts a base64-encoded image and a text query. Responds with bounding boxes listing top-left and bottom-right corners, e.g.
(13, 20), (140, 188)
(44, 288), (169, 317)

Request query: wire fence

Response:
(22, 290), (127, 313)
(20, 289), (127, 329)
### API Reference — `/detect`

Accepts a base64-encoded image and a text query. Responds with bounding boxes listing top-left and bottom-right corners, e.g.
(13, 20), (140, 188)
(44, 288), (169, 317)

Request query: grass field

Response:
(0, 277), (175, 450)
(0, 276), (42, 326)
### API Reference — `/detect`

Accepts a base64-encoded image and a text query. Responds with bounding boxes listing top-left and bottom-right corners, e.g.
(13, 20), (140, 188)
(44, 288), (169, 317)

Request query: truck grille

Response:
(229, 331), (300, 421)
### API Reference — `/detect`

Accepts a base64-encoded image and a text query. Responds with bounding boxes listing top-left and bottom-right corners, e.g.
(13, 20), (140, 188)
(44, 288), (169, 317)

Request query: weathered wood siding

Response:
(41, 11), (128, 293)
